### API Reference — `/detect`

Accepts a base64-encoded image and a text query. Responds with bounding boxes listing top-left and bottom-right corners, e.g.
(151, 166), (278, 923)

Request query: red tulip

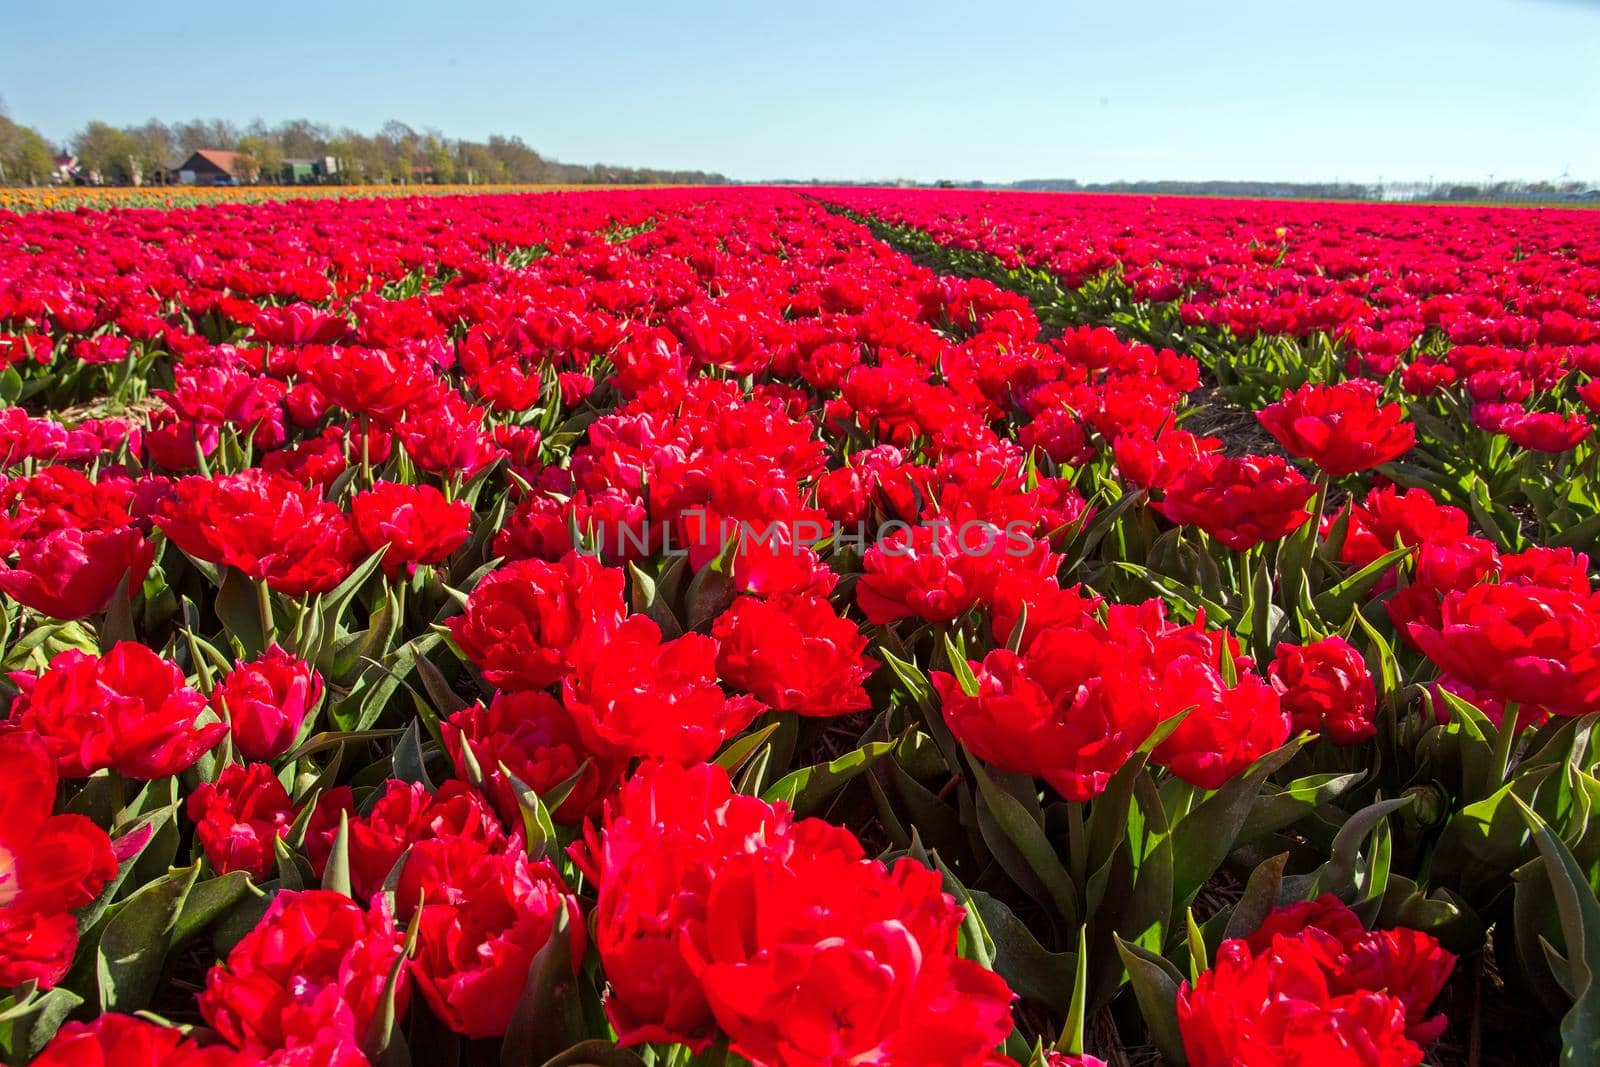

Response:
(199, 890), (408, 1064)
(157, 470), (358, 596)
(350, 480), (471, 579)
(712, 593), (875, 716)
(396, 836), (583, 1038)
(1335, 485), (1467, 570)
(0, 731), (117, 989)
(562, 615), (762, 763)
(1257, 381), (1415, 476)
(933, 624), (1157, 801)
(444, 690), (620, 825)
(211, 645), (322, 761)
(0, 525), (153, 620)
(682, 831), (1014, 1067)
(570, 762), (789, 1048)
(1150, 656), (1289, 790)
(1159, 454), (1315, 551)
(185, 762), (296, 880)
(856, 521), (987, 625)
(306, 780), (505, 903)
(448, 553), (626, 691)
(35, 1015), (262, 1067)
(11, 642), (225, 779)
(1407, 581), (1600, 715)
(1269, 637), (1378, 745)
(1180, 895), (1453, 1065)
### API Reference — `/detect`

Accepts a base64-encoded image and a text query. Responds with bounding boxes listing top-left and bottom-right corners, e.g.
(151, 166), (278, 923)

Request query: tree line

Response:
(0, 102), (729, 187)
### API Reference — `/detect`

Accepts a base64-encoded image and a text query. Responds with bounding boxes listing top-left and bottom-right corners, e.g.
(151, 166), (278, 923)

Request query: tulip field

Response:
(1, 185), (1598, 1066)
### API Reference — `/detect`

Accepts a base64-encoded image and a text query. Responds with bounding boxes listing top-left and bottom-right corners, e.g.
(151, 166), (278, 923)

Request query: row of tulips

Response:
(826, 188), (1600, 547)
(0, 185), (1590, 1065)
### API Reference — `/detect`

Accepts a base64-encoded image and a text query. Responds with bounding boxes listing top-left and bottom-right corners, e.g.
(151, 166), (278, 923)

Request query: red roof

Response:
(189, 149), (241, 175)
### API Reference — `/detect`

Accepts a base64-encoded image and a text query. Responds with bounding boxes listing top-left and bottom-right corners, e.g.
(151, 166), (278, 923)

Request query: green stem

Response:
(255, 579), (277, 648)
(108, 770), (127, 826)
(1489, 700), (1519, 795)
(1067, 799), (1088, 892)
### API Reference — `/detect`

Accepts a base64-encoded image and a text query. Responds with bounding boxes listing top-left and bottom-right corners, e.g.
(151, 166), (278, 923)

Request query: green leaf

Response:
(628, 560), (684, 639)
(98, 571), (137, 652)
(537, 1042), (649, 1067)
(1186, 908), (1208, 981)
(926, 847), (1074, 1003)
(210, 887), (277, 959)
(1350, 607), (1400, 709)
(683, 555), (737, 632)
(1240, 772), (1363, 843)
(214, 566), (265, 656)
(1058, 925), (1090, 1055)
(941, 633), (980, 697)
(1114, 935), (1188, 1066)
(275, 834), (311, 890)
(971, 761), (1080, 927)
(1288, 796), (1411, 903)
(733, 743), (772, 797)
(1006, 601), (1030, 654)
(1514, 794), (1600, 1063)
(1113, 562), (1234, 625)
(1430, 768), (1553, 899)
(1311, 544), (1413, 622)
(1123, 772), (1175, 953)
(282, 728), (403, 764)
(879, 647), (936, 716)
(319, 548), (389, 633)
(501, 909), (584, 1067)
(1551, 512), (1600, 551)
(0, 983), (40, 1024)
(1223, 853), (1289, 941)
(1243, 553), (1277, 659)
(1084, 755), (1150, 910)
(332, 633), (441, 732)
(75, 802), (177, 931)
(712, 721), (780, 775)
(413, 652), (469, 717)
(392, 719), (436, 790)
(3, 986), (82, 1061)
(97, 863), (201, 1012)
(499, 762), (561, 861)
(762, 736), (899, 815)
(366, 897), (421, 1063)
(1170, 737), (1305, 906)
(1062, 484), (1146, 572)
(169, 871), (257, 947)
(322, 810), (353, 897)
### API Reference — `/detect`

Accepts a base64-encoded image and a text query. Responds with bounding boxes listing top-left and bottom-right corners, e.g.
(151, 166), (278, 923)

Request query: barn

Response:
(174, 150), (241, 186)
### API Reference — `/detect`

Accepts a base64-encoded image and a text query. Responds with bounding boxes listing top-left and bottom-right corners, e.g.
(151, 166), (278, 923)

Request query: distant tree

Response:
(377, 120), (421, 181)
(236, 131), (284, 183)
(0, 114), (55, 185)
(456, 140), (501, 184)
(73, 121), (142, 183)
(325, 133), (360, 182)
(126, 119), (179, 181)
(172, 119), (240, 154)
(423, 135), (456, 184)
(8, 105), (732, 189)
(276, 119), (329, 160)
(487, 135), (553, 183)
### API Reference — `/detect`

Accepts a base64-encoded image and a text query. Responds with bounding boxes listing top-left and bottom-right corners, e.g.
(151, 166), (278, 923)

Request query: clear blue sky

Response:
(4, 0), (1597, 184)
